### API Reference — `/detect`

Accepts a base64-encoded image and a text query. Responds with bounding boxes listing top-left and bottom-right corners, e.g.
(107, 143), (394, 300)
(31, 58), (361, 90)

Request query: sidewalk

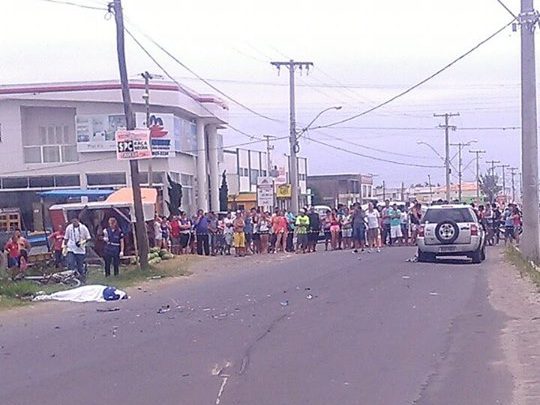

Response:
(489, 248), (540, 405)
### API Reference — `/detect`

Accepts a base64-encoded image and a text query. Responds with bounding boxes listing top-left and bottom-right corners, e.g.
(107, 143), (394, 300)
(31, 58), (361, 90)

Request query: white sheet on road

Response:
(33, 285), (127, 303)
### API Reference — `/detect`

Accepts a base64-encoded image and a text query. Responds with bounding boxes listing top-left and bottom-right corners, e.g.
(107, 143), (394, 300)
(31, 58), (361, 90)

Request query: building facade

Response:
(222, 148), (308, 211)
(308, 173), (373, 207)
(0, 80), (228, 228)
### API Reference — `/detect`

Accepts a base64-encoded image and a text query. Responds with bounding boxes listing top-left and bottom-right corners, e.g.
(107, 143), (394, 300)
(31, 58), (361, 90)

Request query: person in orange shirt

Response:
(48, 224), (65, 269)
(4, 235), (22, 279)
(272, 210), (288, 253)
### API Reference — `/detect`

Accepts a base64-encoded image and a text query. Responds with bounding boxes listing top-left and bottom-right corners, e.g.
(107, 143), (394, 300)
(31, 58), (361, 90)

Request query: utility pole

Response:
(497, 164), (510, 199)
(486, 160), (500, 175)
(434, 112), (459, 201)
(428, 174), (433, 202)
(469, 149), (486, 203)
(271, 60), (313, 213)
(520, 0), (540, 259)
(510, 167), (519, 202)
(111, 0), (149, 269)
(141, 71), (153, 187)
(382, 180), (386, 200)
(263, 135), (274, 175)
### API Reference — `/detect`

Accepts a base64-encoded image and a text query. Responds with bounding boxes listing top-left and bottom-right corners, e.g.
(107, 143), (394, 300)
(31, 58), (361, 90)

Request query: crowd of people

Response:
(151, 199), (524, 258)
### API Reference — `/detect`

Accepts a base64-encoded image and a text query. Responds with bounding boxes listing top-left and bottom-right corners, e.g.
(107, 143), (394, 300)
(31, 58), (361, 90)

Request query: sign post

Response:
(257, 177), (275, 210)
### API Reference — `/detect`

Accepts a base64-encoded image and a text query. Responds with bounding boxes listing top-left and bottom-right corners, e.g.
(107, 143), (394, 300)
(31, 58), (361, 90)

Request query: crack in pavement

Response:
(239, 313), (289, 376)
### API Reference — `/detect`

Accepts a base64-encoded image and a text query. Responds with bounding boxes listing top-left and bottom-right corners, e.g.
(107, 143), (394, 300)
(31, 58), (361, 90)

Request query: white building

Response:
(0, 80), (228, 228)
(222, 148), (308, 211)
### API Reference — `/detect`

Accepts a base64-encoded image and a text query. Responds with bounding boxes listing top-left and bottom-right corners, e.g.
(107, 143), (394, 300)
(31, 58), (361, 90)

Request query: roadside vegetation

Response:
(505, 245), (540, 290)
(0, 254), (193, 310)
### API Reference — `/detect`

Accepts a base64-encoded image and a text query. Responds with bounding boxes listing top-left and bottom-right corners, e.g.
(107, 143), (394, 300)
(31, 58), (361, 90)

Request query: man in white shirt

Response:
(365, 203), (381, 251)
(63, 217), (91, 279)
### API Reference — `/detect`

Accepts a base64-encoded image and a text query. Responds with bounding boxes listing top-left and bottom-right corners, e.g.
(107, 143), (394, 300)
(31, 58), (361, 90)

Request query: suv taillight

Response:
(471, 224), (478, 236)
(418, 225), (425, 237)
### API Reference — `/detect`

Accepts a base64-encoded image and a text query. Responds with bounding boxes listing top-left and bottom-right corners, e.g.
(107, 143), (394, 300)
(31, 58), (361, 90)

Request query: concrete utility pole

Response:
(469, 149), (486, 202)
(382, 180), (386, 200)
(428, 174), (433, 202)
(263, 135), (274, 175)
(434, 112), (459, 201)
(520, 0), (540, 259)
(510, 167), (519, 202)
(497, 164), (510, 199)
(111, 0), (149, 269)
(271, 60), (313, 213)
(141, 71), (154, 187)
(450, 140), (476, 201)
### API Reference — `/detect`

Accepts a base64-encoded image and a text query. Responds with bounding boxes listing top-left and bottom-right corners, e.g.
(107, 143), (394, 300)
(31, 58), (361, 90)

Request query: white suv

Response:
(417, 205), (486, 263)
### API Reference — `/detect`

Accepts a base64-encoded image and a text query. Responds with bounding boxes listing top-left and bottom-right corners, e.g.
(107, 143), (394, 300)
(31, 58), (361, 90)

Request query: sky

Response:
(1, 0), (528, 187)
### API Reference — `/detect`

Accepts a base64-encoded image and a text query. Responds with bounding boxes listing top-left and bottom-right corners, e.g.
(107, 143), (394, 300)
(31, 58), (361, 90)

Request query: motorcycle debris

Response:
(157, 305), (171, 314)
(402, 276), (411, 279)
(280, 300), (289, 307)
(429, 292), (439, 296)
(306, 294), (314, 300)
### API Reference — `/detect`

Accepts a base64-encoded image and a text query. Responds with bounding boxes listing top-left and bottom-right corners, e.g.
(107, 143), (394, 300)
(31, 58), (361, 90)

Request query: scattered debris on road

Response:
(402, 276), (411, 279)
(96, 307), (121, 313)
(280, 300), (289, 307)
(306, 294), (314, 300)
(406, 256), (418, 262)
(157, 305), (171, 314)
(429, 292), (439, 296)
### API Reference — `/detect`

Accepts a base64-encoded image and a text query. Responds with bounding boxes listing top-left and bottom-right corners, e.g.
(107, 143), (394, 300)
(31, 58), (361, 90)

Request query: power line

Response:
(307, 138), (445, 169)
(124, 21), (284, 124)
(123, 25), (262, 140)
(310, 19), (516, 130)
(495, 0), (518, 19)
(35, 0), (107, 11)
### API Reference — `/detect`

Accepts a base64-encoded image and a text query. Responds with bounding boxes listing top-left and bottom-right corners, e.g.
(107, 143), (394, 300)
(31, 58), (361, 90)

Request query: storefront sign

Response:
(116, 129), (151, 160)
(276, 184), (292, 198)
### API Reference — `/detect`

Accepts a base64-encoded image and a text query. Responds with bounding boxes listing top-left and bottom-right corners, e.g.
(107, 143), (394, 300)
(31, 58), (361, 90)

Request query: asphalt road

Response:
(1, 247), (513, 405)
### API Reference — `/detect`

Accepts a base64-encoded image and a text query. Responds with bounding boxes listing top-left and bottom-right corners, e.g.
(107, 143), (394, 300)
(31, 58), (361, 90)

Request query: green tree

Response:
(479, 173), (502, 203)
(219, 171), (229, 212)
(166, 174), (183, 216)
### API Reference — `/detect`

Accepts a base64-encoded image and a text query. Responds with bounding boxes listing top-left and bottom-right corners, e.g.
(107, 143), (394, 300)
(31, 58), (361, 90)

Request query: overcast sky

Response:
(2, 0), (527, 186)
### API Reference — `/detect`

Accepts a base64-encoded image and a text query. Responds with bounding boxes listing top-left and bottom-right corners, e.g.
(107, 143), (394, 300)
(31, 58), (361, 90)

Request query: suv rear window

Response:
(422, 207), (475, 223)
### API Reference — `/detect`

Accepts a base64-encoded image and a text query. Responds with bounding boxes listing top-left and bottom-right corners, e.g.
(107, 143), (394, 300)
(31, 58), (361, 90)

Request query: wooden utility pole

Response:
(112, 0), (149, 269)
(469, 149), (486, 203)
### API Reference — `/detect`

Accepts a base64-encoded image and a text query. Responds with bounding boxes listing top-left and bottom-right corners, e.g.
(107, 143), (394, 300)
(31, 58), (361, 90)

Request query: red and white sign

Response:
(115, 129), (151, 160)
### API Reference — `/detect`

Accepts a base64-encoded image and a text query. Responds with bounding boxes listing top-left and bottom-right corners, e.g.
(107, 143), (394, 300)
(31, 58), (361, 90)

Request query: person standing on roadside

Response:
(409, 203), (422, 246)
(49, 224), (65, 269)
(295, 208), (310, 254)
(307, 207), (321, 253)
(272, 210), (288, 253)
(285, 209), (296, 252)
(63, 217), (91, 280)
(102, 217), (124, 277)
(194, 209), (210, 256)
(258, 212), (270, 254)
(244, 211), (254, 254)
(232, 211), (246, 257)
(352, 205), (367, 253)
(366, 202), (381, 252)
(388, 203), (403, 246)
(169, 215), (181, 255)
(381, 200), (392, 246)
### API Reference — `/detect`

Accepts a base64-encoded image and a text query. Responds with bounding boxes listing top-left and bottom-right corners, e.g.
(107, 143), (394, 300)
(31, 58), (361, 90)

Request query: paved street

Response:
(1, 247), (513, 405)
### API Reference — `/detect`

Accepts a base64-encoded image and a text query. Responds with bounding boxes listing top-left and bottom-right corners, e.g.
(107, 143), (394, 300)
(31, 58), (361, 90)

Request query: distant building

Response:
(222, 148), (308, 211)
(308, 173), (373, 207)
(372, 181), (483, 204)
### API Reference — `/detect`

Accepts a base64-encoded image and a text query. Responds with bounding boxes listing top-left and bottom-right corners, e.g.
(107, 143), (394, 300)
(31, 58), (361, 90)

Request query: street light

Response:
(416, 140), (446, 162)
(289, 105), (342, 213)
(299, 106), (342, 136)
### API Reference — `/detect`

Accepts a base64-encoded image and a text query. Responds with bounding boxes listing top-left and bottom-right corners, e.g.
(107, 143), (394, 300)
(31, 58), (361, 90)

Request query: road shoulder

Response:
(488, 248), (540, 405)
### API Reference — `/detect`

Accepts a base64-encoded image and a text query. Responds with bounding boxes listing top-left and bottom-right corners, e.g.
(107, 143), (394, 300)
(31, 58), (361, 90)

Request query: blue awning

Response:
(38, 189), (114, 200)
